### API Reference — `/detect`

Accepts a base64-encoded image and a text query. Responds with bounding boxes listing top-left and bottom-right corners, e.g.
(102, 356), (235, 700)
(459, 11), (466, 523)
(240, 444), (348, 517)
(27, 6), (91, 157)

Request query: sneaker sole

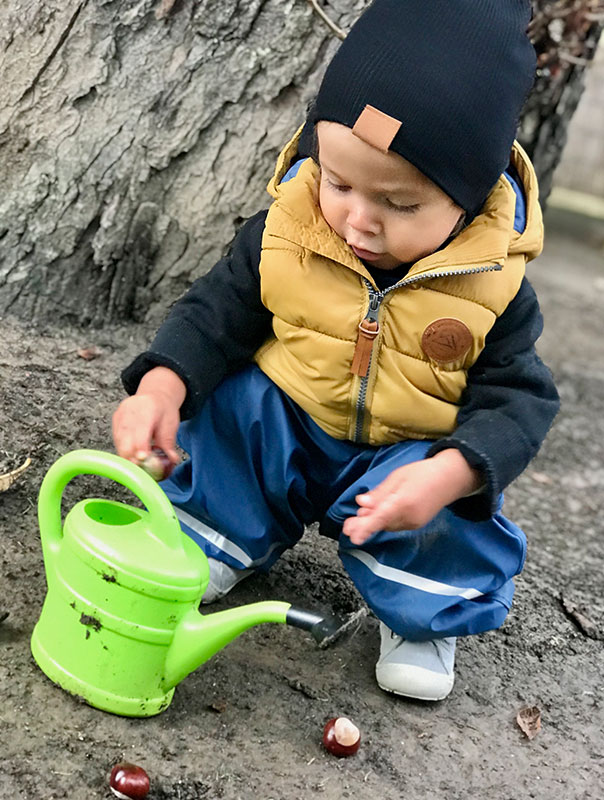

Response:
(376, 676), (454, 702)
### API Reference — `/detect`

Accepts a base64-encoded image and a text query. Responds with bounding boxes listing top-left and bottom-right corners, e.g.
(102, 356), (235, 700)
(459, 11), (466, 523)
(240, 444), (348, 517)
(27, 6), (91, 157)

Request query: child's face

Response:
(316, 121), (464, 270)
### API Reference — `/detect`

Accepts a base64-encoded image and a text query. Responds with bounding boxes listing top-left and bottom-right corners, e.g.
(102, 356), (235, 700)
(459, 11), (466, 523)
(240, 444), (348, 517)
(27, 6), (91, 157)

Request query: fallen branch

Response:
(560, 592), (601, 639)
(306, 0), (347, 40)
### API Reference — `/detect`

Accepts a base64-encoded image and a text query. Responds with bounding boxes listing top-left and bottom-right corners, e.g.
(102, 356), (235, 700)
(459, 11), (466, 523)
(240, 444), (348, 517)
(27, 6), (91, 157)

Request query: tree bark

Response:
(0, 0), (363, 325)
(0, 0), (601, 327)
(519, 0), (604, 203)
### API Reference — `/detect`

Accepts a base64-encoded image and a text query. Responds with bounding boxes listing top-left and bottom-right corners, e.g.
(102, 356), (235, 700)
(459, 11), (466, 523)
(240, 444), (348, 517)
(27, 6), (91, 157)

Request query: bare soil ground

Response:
(1, 208), (603, 800)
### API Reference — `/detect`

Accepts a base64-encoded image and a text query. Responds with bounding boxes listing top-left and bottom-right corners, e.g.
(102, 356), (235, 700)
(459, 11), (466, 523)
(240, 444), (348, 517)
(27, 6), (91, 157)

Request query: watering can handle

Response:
(38, 449), (185, 554)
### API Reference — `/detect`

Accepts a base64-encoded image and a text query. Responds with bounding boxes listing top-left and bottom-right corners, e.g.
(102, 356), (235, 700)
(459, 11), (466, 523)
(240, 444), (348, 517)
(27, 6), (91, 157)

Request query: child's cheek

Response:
(318, 187), (341, 236)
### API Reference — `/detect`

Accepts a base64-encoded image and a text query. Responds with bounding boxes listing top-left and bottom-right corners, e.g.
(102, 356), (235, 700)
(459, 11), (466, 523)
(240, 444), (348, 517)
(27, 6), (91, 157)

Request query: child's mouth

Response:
(350, 244), (383, 262)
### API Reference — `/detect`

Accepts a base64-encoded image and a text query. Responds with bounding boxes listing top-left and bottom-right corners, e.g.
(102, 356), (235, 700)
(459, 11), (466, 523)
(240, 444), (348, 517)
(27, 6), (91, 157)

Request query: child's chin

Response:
(371, 255), (402, 270)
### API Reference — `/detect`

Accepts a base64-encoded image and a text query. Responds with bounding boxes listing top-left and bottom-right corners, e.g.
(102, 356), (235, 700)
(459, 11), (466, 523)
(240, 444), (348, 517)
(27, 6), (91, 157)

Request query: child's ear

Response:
(310, 124), (319, 164)
(450, 212), (467, 238)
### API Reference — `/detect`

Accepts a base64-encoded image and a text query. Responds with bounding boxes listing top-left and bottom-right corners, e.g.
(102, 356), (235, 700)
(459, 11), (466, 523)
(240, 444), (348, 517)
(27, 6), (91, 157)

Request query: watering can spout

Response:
(164, 601), (291, 689)
(164, 602), (346, 690)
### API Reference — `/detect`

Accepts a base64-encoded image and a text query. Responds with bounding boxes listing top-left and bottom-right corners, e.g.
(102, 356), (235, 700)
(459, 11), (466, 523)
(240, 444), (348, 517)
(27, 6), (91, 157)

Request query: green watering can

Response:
(31, 450), (337, 717)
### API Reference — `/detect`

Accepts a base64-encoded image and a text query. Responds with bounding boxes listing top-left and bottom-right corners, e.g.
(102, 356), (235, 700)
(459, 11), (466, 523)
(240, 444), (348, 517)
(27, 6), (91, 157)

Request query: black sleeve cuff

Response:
(425, 409), (536, 521)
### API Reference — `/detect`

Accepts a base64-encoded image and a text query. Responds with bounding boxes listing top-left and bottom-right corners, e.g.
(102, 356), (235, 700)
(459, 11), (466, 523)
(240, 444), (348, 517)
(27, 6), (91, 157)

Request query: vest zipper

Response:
(352, 285), (383, 441)
(351, 263), (502, 443)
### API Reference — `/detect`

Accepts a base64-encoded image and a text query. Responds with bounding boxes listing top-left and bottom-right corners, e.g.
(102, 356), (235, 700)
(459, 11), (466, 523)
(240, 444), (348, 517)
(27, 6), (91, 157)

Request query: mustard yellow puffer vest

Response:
(255, 131), (544, 445)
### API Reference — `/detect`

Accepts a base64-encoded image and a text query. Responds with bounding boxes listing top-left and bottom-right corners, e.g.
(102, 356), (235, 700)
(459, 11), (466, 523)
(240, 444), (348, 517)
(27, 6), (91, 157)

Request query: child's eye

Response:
(325, 176), (350, 193)
(385, 199), (421, 214)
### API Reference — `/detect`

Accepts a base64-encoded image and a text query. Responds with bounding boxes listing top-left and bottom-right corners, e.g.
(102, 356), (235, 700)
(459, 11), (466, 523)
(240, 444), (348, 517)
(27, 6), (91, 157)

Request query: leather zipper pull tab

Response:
(350, 319), (379, 377)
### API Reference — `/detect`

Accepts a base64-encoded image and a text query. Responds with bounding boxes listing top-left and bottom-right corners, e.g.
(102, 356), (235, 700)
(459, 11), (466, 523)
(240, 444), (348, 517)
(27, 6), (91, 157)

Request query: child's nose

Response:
(347, 201), (380, 236)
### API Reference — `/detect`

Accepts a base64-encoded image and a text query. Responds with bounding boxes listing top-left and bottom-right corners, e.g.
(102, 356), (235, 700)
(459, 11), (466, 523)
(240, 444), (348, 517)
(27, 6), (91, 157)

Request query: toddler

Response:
(113, 0), (559, 700)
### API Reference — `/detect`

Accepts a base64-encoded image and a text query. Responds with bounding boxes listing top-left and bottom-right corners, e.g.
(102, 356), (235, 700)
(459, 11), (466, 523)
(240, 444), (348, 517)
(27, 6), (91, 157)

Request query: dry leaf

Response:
(77, 346), (102, 361)
(516, 706), (541, 740)
(528, 470), (553, 485)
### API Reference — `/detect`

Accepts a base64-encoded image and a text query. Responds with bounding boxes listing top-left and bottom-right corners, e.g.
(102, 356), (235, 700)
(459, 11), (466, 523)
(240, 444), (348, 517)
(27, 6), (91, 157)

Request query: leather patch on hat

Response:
(352, 104), (402, 152)
(422, 318), (473, 363)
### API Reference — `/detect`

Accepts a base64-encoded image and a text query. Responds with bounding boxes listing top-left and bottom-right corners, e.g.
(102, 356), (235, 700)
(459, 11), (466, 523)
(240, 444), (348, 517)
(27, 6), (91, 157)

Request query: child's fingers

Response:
(126, 437), (152, 463)
(355, 470), (404, 507)
(154, 437), (180, 465)
(112, 400), (155, 461)
(346, 493), (410, 540)
(342, 515), (380, 544)
(121, 421), (153, 461)
(343, 505), (386, 536)
(112, 418), (140, 461)
(154, 412), (181, 464)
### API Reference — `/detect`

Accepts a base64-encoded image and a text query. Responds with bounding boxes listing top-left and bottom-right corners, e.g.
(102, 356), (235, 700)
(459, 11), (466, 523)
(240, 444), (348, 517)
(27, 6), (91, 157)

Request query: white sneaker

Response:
(201, 557), (255, 604)
(375, 622), (456, 701)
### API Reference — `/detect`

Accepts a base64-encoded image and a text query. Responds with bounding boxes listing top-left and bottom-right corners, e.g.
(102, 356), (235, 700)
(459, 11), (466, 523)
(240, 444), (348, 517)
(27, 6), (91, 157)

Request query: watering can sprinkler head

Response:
(30, 450), (350, 717)
(285, 607), (356, 648)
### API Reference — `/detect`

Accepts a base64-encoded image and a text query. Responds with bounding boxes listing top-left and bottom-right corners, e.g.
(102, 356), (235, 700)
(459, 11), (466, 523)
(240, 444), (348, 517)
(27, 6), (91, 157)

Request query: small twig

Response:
(317, 606), (368, 649)
(559, 51), (592, 65)
(560, 592), (600, 639)
(306, 0), (347, 40)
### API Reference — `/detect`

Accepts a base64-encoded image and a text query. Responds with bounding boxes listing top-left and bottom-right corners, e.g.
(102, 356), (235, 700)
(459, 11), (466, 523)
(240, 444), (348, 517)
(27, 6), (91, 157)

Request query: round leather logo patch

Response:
(422, 318), (473, 363)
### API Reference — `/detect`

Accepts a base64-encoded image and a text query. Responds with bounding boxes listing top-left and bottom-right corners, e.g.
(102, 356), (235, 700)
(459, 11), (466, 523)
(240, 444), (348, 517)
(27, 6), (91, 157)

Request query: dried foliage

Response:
(307, 1), (604, 86)
(519, 1), (603, 199)
(516, 706), (542, 740)
(529, 0), (604, 77)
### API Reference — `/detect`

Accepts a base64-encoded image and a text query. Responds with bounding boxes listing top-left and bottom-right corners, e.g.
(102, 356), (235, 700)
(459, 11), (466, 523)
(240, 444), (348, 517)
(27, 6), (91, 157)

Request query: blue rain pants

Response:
(160, 365), (526, 641)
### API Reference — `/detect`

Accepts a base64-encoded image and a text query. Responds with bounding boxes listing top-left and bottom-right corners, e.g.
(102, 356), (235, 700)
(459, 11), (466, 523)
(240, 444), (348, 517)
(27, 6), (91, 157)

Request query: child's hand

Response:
(112, 366), (186, 467)
(342, 449), (482, 545)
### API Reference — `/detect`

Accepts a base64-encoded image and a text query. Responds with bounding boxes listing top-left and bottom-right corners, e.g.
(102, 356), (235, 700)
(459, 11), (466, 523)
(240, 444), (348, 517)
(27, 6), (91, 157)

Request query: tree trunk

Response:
(0, 0), (601, 327)
(518, 0), (604, 203)
(0, 0), (363, 326)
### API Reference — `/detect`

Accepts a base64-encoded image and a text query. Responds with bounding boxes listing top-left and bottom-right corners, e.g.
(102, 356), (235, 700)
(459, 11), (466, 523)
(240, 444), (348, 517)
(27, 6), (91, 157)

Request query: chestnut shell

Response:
(109, 762), (150, 799)
(322, 717), (361, 757)
(140, 447), (173, 481)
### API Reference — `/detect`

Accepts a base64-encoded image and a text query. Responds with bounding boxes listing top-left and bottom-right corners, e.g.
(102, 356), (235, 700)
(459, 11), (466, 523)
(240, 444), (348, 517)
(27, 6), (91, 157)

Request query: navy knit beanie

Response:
(310, 0), (536, 217)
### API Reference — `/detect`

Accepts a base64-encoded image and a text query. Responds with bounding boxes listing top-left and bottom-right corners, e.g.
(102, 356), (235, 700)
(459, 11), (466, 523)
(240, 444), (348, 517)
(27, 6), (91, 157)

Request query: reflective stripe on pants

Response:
(160, 365), (526, 641)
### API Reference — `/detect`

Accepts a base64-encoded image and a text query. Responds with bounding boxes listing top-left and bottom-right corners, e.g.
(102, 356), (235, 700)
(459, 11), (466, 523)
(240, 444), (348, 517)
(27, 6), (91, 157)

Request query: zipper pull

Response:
(350, 291), (381, 377)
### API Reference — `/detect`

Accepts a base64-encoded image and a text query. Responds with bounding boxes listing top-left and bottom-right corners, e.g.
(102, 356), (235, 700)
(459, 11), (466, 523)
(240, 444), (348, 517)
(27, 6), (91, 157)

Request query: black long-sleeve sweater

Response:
(122, 210), (559, 521)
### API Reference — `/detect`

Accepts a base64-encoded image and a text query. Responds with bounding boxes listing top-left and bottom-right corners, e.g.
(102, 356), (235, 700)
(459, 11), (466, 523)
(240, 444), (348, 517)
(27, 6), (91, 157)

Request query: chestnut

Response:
(140, 447), (174, 481)
(109, 762), (150, 799)
(322, 716), (361, 757)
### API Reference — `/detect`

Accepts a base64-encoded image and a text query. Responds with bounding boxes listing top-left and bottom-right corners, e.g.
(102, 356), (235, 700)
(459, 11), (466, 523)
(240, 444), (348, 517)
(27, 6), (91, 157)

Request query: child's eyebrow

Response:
(319, 164), (349, 184)
(320, 162), (423, 200)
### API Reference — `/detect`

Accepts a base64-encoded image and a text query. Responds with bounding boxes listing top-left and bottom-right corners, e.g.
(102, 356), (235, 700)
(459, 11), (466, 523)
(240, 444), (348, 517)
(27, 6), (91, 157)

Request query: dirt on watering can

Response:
(0, 213), (603, 799)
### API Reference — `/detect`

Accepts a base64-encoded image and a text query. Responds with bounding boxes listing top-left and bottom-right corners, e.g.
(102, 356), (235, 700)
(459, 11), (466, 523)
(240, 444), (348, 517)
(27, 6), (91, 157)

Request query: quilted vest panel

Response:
(255, 153), (538, 444)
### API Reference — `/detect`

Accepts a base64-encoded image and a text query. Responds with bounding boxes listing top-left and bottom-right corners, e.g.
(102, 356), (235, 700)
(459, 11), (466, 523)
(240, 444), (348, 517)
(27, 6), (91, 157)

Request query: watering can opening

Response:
(84, 500), (142, 526)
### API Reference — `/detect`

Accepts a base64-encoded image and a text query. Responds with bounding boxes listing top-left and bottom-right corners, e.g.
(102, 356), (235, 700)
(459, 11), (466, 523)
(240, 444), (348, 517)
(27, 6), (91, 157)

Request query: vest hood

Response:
(267, 127), (544, 280)
(258, 129), (538, 445)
